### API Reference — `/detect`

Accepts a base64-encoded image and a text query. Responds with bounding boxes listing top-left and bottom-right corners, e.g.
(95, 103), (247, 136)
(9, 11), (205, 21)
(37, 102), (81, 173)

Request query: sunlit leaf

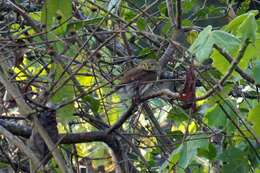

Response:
(238, 12), (258, 42)
(247, 102), (260, 138)
(225, 10), (258, 32)
(51, 64), (74, 120)
(252, 60), (260, 84)
(212, 36), (260, 75)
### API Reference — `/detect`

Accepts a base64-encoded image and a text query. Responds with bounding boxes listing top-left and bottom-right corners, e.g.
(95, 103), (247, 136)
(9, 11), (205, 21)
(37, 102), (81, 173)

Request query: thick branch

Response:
(166, 0), (176, 26)
(0, 119), (31, 138)
(0, 125), (41, 167)
(33, 116), (73, 173)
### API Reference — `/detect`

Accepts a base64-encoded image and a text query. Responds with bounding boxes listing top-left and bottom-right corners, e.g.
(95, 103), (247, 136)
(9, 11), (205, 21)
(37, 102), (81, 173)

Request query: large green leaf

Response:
(247, 102), (260, 138)
(239, 37), (260, 69)
(212, 30), (240, 53)
(136, 18), (147, 31)
(178, 134), (209, 168)
(212, 37), (260, 75)
(189, 26), (240, 63)
(204, 101), (236, 134)
(204, 11), (260, 73)
(161, 134), (209, 172)
(218, 147), (250, 173)
(224, 10), (258, 34)
(188, 26), (214, 62)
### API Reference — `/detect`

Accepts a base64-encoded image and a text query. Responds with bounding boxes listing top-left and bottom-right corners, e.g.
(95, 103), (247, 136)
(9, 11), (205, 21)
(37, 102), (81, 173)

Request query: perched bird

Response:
(119, 59), (160, 97)
(121, 59), (160, 84)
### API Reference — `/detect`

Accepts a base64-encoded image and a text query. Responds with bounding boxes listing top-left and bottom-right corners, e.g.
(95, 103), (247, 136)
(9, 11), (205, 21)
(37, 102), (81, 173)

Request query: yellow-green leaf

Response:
(247, 103), (260, 138)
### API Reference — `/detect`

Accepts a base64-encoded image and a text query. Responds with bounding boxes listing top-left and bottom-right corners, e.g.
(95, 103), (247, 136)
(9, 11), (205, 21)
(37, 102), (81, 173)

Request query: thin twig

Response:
(218, 103), (260, 160)
(105, 102), (137, 134)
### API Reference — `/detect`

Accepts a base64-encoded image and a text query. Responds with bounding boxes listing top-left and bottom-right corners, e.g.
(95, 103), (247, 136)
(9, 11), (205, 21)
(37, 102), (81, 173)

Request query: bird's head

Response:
(138, 59), (160, 72)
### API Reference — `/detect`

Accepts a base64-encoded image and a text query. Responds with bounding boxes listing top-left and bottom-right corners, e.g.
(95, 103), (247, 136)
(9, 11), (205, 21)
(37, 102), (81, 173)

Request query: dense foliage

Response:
(0, 0), (260, 172)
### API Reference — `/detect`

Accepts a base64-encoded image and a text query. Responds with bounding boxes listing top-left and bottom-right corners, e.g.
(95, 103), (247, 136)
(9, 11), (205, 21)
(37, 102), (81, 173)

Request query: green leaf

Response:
(178, 142), (197, 168)
(53, 88), (74, 120)
(257, 19), (260, 33)
(160, 145), (182, 172)
(212, 30), (240, 54)
(238, 13), (258, 42)
(207, 83), (234, 104)
(161, 20), (172, 35)
(162, 134), (209, 172)
(197, 143), (217, 160)
(178, 134), (209, 168)
(189, 26), (239, 63)
(225, 10), (258, 34)
(182, 0), (197, 12)
(218, 147), (250, 173)
(82, 96), (100, 115)
(136, 18), (147, 31)
(159, 2), (167, 16)
(204, 100), (236, 134)
(51, 64), (74, 120)
(204, 104), (226, 127)
(188, 25), (214, 62)
(239, 37), (260, 69)
(252, 60), (260, 84)
(41, 0), (72, 35)
(247, 102), (260, 138)
(167, 106), (189, 125)
(212, 37), (260, 75)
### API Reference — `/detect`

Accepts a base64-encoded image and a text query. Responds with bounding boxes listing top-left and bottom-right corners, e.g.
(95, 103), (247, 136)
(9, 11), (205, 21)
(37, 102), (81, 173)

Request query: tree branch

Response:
(197, 40), (250, 101)
(105, 102), (138, 134)
(166, 0), (176, 26)
(176, 0), (182, 29)
(0, 125), (41, 168)
(213, 44), (260, 87)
